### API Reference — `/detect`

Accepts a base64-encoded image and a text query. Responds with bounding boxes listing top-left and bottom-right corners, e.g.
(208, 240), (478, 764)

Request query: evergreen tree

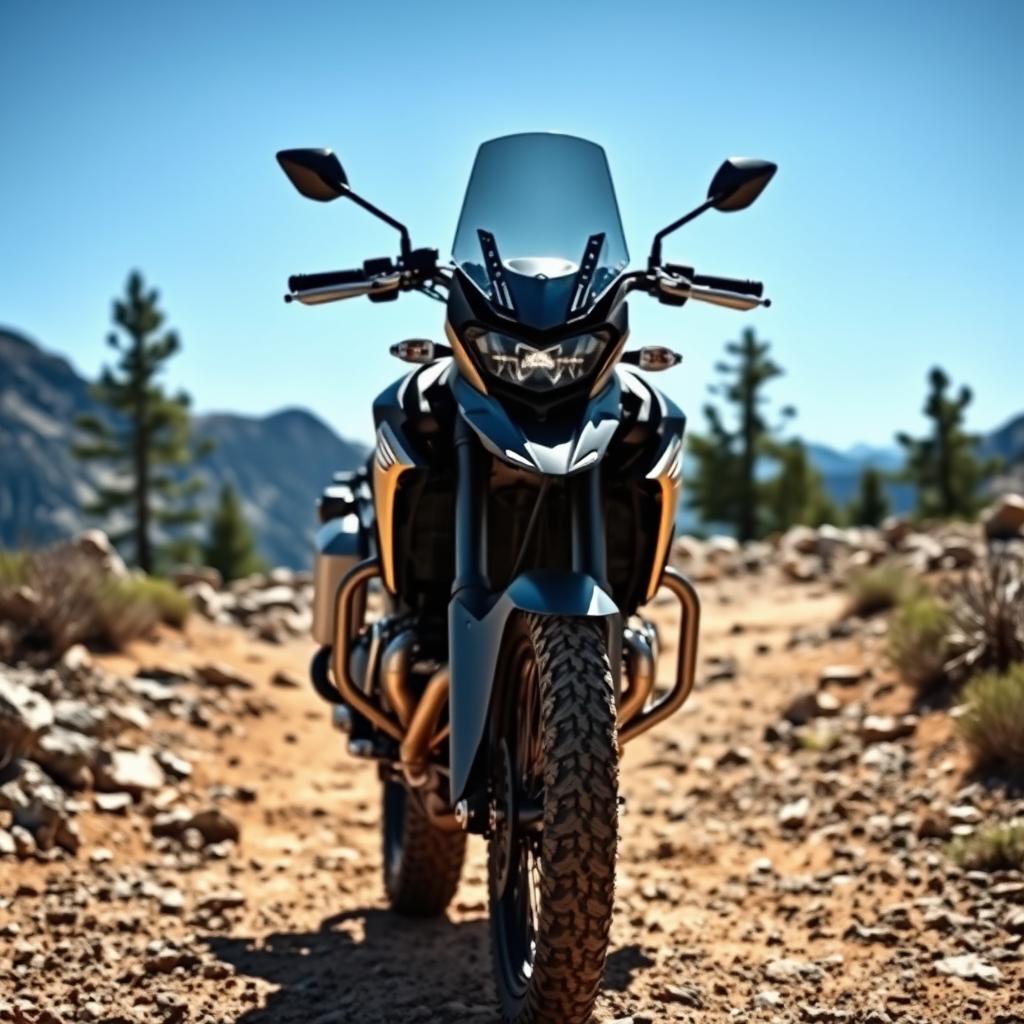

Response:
(688, 328), (793, 541)
(848, 466), (890, 526)
(764, 438), (838, 532)
(896, 367), (998, 519)
(203, 484), (266, 581)
(74, 272), (208, 572)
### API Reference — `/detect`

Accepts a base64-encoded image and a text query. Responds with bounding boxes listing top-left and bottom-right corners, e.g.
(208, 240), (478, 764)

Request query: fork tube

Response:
(571, 466), (607, 590)
(453, 415), (488, 600)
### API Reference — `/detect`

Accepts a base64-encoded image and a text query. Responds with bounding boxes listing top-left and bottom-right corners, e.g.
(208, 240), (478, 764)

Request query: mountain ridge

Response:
(0, 328), (366, 568)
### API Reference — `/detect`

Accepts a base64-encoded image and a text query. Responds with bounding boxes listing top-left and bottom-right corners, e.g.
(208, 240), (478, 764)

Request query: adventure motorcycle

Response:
(277, 133), (775, 1024)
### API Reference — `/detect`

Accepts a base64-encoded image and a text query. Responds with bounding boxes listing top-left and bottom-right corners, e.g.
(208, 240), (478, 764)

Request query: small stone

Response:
(657, 985), (703, 1008)
(94, 791), (133, 814)
(59, 643), (93, 674)
(271, 669), (303, 689)
(764, 958), (822, 983)
(779, 797), (811, 830)
(94, 748), (165, 795)
(197, 889), (246, 913)
(934, 953), (1002, 987)
(196, 662), (256, 690)
(159, 888), (185, 915)
(859, 714), (917, 744)
(187, 807), (241, 845)
(818, 665), (866, 687)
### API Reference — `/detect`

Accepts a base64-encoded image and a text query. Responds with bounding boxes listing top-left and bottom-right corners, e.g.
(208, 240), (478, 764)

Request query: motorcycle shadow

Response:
(207, 906), (495, 1024)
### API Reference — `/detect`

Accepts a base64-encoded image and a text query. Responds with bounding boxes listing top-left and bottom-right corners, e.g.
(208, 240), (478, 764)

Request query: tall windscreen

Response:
(452, 134), (629, 330)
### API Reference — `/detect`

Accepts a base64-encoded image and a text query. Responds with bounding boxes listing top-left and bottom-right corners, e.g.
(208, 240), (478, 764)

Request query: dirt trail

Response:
(2, 571), (1022, 1023)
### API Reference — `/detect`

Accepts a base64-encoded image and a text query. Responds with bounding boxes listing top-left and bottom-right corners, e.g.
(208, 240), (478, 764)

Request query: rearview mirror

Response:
(707, 158), (777, 212)
(276, 148), (350, 202)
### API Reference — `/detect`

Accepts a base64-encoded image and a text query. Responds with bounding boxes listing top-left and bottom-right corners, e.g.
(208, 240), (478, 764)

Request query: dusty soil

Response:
(2, 569), (1022, 1023)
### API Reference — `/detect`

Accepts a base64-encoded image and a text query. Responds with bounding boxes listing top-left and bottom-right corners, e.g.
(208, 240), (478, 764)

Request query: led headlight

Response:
(470, 330), (608, 392)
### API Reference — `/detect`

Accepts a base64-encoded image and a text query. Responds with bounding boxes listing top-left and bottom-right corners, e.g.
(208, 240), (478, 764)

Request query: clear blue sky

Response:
(1, 0), (1020, 449)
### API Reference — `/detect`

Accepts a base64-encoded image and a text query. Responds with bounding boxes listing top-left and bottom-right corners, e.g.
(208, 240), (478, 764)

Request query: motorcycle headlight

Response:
(469, 329), (609, 392)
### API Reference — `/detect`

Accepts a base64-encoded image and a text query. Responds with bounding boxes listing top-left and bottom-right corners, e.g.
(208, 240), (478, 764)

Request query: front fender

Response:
(448, 569), (621, 801)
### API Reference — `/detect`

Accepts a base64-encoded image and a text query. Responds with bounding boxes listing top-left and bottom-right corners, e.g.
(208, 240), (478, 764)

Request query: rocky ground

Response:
(2, 533), (1024, 1023)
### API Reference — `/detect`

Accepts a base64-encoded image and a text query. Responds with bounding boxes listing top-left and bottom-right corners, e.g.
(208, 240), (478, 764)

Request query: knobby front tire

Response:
(489, 614), (619, 1024)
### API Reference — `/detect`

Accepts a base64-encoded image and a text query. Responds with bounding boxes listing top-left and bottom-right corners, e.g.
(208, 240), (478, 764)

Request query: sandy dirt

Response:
(2, 570), (1022, 1023)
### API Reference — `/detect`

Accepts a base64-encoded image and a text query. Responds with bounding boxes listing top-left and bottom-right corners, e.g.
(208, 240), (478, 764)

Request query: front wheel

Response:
(489, 614), (619, 1024)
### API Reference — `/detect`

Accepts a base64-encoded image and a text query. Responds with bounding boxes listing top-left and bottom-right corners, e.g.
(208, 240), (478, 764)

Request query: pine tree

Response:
(74, 272), (208, 572)
(764, 438), (838, 532)
(203, 484), (266, 582)
(848, 467), (890, 526)
(896, 367), (998, 519)
(688, 328), (793, 541)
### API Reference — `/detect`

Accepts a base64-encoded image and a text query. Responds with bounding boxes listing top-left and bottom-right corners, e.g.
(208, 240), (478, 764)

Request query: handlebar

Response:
(285, 248), (446, 306)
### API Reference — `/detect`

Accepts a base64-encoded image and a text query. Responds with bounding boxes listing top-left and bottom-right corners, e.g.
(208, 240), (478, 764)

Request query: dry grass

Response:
(956, 664), (1024, 774)
(945, 548), (1024, 680)
(844, 564), (923, 617)
(949, 820), (1024, 871)
(0, 545), (189, 662)
(886, 594), (952, 691)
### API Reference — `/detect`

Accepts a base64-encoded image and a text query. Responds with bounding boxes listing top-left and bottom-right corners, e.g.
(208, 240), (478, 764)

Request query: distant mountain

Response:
(980, 411), (1024, 464)
(0, 328), (365, 568)
(804, 442), (914, 514)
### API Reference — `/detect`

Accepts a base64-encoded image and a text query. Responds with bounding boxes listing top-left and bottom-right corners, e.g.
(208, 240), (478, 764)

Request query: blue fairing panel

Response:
(448, 569), (621, 800)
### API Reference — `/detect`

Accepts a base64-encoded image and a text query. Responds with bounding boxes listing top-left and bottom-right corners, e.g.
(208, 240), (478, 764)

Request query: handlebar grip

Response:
(690, 273), (763, 298)
(288, 268), (368, 293)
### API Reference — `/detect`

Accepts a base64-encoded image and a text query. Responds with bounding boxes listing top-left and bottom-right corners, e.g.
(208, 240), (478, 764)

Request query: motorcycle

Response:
(277, 133), (775, 1024)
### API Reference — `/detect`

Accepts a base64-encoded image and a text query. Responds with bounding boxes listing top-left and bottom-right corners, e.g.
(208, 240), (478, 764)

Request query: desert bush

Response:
(956, 664), (1024, 773)
(844, 564), (923, 617)
(887, 594), (952, 690)
(945, 548), (1024, 680)
(948, 820), (1024, 871)
(0, 544), (189, 662)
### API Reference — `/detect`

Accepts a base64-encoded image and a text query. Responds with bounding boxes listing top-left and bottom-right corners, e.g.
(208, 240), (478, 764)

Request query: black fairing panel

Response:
(452, 371), (623, 476)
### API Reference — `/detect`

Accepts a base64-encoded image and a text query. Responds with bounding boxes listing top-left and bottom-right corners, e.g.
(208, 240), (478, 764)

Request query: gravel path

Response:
(2, 571), (1021, 1023)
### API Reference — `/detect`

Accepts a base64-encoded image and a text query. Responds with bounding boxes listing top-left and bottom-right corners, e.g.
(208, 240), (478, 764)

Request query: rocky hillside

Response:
(2, 518), (1023, 1022)
(0, 328), (365, 569)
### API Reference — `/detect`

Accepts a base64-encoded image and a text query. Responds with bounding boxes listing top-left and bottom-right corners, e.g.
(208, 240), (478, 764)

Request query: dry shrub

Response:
(945, 548), (1024, 680)
(844, 564), (922, 617)
(887, 594), (952, 691)
(949, 820), (1024, 871)
(956, 664), (1024, 774)
(0, 545), (189, 662)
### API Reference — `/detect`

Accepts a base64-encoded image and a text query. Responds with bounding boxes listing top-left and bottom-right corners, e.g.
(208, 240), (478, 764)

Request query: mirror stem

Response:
(648, 195), (720, 270)
(345, 188), (412, 259)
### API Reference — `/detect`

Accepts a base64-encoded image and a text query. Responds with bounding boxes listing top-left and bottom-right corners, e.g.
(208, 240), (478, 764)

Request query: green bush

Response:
(108, 577), (190, 629)
(887, 594), (952, 690)
(949, 820), (1024, 871)
(956, 664), (1024, 773)
(844, 564), (922, 617)
(0, 550), (28, 587)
